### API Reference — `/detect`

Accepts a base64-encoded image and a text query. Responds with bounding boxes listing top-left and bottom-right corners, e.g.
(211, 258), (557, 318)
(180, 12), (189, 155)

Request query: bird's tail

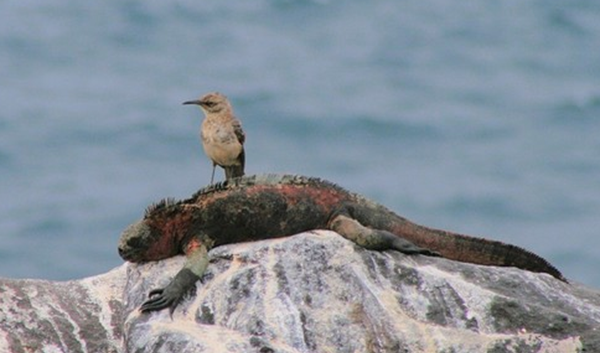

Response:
(224, 165), (244, 180)
(224, 150), (245, 180)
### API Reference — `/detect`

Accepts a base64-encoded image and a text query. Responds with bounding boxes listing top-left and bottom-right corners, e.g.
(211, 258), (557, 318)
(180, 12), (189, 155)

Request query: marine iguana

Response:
(118, 174), (566, 314)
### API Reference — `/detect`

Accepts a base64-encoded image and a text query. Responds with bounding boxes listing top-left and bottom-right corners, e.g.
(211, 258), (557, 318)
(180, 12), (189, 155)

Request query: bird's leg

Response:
(210, 162), (217, 184)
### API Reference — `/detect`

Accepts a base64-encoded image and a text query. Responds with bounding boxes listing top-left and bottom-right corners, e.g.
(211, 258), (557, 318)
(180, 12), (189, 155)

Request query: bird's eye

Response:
(205, 102), (215, 107)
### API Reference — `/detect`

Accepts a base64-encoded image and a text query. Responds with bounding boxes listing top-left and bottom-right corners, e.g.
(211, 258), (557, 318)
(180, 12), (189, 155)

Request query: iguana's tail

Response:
(391, 222), (567, 282)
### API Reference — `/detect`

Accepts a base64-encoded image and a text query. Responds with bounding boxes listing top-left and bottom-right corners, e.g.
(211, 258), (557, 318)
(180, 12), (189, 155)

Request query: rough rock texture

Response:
(123, 231), (600, 353)
(2, 231), (600, 353)
(0, 266), (125, 352)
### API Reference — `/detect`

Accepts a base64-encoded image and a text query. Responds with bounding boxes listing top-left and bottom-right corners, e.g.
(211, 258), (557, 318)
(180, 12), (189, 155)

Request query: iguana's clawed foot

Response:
(327, 213), (440, 257)
(393, 240), (441, 257)
(377, 230), (441, 257)
(140, 288), (180, 315)
(139, 268), (200, 315)
(420, 248), (441, 257)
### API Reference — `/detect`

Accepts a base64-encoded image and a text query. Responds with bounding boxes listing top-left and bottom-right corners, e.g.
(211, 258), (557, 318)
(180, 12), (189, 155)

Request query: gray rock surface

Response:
(0, 265), (125, 352)
(2, 230), (600, 352)
(123, 231), (600, 353)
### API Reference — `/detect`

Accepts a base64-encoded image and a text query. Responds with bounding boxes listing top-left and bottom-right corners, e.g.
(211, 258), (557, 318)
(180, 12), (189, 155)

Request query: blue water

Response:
(1, 1), (599, 287)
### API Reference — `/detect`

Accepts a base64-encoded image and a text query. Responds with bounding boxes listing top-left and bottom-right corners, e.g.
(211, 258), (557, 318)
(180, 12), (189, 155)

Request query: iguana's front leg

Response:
(140, 238), (209, 315)
(328, 212), (440, 256)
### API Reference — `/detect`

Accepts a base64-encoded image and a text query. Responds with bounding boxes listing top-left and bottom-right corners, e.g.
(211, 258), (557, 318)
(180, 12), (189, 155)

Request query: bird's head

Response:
(183, 92), (231, 114)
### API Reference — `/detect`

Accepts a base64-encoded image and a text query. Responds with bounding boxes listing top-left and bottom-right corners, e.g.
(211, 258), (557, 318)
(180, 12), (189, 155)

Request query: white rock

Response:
(2, 230), (599, 353)
(122, 231), (599, 353)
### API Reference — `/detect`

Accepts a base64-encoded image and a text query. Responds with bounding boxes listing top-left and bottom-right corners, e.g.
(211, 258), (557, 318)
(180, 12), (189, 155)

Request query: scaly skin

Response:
(118, 174), (566, 314)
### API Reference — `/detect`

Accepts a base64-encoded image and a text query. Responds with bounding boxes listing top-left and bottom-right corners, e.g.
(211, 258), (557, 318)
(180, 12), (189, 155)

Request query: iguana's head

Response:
(118, 198), (186, 263)
(118, 221), (155, 262)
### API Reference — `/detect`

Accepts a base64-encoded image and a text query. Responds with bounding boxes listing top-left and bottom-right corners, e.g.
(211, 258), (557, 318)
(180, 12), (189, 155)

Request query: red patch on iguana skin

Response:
(144, 209), (196, 260)
(295, 185), (347, 208)
(184, 237), (203, 255)
(245, 184), (347, 208)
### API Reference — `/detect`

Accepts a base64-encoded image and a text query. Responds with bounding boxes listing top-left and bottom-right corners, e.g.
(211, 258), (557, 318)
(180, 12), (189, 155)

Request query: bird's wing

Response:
(233, 119), (245, 145)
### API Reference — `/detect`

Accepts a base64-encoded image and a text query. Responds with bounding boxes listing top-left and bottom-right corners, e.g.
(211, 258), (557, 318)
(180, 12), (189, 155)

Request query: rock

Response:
(122, 231), (600, 353)
(0, 265), (125, 352)
(2, 230), (600, 352)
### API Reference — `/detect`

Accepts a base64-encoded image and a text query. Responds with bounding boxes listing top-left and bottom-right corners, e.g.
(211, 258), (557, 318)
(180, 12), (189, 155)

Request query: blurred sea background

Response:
(0, 1), (599, 286)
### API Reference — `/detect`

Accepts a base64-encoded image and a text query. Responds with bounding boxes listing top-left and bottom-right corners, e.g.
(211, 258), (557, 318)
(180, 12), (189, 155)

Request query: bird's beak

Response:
(182, 100), (203, 106)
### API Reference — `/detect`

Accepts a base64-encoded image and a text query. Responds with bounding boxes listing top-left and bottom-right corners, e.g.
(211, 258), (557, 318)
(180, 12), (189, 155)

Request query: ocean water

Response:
(1, 1), (599, 287)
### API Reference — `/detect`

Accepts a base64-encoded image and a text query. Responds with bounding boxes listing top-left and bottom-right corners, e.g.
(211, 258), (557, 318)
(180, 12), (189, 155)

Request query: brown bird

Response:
(183, 92), (246, 184)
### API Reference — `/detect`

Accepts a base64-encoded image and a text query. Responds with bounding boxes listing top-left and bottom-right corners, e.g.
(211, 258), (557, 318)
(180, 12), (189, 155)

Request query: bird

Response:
(183, 92), (245, 184)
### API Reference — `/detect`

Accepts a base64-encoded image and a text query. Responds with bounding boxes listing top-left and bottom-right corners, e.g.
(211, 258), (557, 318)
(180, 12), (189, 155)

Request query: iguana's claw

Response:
(139, 268), (200, 315)
(389, 234), (440, 257)
(140, 288), (179, 314)
(421, 249), (442, 257)
(147, 288), (164, 298)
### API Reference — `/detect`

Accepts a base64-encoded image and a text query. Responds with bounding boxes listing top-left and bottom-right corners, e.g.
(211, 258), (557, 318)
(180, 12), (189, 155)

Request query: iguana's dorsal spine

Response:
(190, 174), (347, 198)
(143, 174), (350, 222)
